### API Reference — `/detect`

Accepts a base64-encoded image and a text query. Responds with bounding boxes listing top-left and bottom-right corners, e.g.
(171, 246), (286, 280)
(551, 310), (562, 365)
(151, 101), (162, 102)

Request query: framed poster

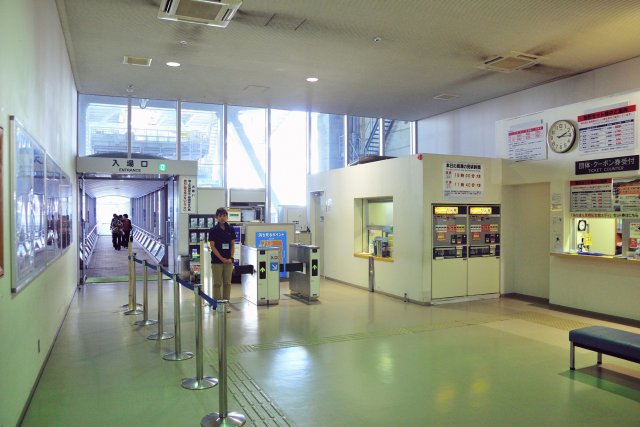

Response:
(11, 117), (46, 292)
(9, 117), (72, 293)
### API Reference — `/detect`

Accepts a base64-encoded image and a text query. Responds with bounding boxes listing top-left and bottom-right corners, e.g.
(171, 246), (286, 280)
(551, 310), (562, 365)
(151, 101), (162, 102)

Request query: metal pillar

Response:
(163, 274), (193, 361)
(147, 265), (173, 340)
(124, 252), (143, 315)
(134, 260), (158, 326)
(201, 301), (246, 426)
(182, 284), (218, 390)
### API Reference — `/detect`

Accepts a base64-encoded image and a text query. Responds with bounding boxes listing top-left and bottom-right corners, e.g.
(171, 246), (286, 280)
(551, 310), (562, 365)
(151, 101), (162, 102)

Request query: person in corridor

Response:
(121, 214), (132, 248)
(208, 207), (235, 310)
(110, 213), (122, 250)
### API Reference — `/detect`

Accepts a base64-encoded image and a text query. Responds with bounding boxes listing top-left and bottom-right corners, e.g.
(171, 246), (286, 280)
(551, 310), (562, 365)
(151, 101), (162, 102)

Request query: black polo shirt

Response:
(208, 223), (236, 264)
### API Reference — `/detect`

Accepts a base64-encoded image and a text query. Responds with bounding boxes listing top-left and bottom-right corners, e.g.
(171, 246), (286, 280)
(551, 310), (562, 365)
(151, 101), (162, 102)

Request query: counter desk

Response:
(549, 252), (640, 322)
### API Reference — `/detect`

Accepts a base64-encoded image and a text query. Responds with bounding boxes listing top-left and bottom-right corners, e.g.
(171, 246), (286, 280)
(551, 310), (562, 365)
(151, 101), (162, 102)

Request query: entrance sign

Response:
(76, 156), (197, 175)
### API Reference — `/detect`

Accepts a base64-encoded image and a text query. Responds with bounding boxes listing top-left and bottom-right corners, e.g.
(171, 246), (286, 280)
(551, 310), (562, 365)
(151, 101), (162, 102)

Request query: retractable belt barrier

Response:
(127, 253), (246, 426)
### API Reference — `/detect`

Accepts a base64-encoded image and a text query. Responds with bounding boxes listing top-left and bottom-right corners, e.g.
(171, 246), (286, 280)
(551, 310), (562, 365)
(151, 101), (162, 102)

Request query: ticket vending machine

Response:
(431, 205), (468, 299)
(241, 245), (280, 305)
(467, 205), (500, 295)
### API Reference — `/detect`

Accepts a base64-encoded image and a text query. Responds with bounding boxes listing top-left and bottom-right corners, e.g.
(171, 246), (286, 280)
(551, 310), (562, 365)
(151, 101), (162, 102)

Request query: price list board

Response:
(507, 123), (546, 161)
(578, 105), (636, 154)
(570, 179), (613, 212)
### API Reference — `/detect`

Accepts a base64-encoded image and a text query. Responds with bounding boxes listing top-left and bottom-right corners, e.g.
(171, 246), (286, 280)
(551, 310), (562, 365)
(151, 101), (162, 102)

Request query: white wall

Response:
(309, 154), (501, 303)
(417, 56), (640, 317)
(0, 1), (77, 426)
(308, 156), (424, 300)
(502, 183), (550, 299)
(417, 56), (640, 156)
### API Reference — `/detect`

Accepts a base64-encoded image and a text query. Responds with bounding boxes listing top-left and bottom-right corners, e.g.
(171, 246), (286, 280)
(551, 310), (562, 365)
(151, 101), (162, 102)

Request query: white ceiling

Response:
(56, 0), (640, 122)
(81, 178), (167, 199)
(58, 0), (640, 199)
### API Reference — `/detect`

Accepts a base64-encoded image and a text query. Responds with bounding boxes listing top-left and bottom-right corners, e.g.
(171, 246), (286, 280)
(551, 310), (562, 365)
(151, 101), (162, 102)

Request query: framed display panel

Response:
(10, 117), (72, 293)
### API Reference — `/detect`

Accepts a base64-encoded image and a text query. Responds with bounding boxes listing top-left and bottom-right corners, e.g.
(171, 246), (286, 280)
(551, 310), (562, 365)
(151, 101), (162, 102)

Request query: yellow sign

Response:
(470, 207), (492, 215)
(583, 233), (592, 246)
(434, 206), (458, 215)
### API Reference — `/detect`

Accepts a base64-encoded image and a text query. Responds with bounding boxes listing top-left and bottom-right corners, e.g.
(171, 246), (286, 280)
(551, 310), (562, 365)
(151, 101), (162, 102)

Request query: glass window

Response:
(78, 94), (128, 156)
(227, 105), (266, 189)
(180, 102), (224, 187)
(347, 116), (379, 165)
(131, 98), (177, 160)
(383, 120), (412, 157)
(270, 109), (307, 221)
(310, 113), (345, 173)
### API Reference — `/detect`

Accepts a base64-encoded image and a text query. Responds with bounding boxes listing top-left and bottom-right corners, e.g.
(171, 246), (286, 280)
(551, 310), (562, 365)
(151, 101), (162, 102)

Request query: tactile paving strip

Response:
(206, 310), (593, 424)
(204, 349), (297, 427)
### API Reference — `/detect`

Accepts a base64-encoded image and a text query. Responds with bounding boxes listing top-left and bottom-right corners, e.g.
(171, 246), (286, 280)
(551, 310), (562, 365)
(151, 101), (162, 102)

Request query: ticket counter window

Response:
(573, 217), (616, 255)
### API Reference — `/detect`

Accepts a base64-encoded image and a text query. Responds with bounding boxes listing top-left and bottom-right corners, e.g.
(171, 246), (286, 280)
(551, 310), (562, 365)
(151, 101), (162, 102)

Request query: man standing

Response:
(208, 208), (236, 308)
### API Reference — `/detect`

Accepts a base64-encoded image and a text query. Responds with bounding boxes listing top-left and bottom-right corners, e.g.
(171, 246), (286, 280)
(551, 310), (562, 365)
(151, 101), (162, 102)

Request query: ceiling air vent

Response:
(476, 51), (545, 73)
(433, 93), (459, 101)
(123, 55), (152, 66)
(158, 0), (242, 28)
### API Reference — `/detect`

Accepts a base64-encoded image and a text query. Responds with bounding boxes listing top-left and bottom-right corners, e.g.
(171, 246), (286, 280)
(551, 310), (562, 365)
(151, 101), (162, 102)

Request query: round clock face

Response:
(548, 120), (577, 153)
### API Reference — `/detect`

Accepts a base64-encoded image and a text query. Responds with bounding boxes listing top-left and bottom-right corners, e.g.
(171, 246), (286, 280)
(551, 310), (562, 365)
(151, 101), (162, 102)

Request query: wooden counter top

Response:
(354, 253), (394, 262)
(551, 252), (640, 264)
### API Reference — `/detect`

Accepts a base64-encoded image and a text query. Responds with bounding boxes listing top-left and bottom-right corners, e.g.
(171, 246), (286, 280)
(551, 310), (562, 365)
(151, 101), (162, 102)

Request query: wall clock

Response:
(547, 120), (577, 153)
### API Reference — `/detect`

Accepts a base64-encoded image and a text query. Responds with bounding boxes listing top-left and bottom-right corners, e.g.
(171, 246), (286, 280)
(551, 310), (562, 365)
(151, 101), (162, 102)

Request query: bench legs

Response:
(570, 343), (604, 371)
(570, 342), (575, 370)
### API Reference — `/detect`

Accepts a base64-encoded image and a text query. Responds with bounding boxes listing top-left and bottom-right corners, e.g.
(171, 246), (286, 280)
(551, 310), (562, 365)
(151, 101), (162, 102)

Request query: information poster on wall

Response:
(613, 177), (640, 212)
(506, 120), (546, 161)
(255, 230), (288, 278)
(570, 179), (613, 212)
(443, 161), (483, 200)
(629, 223), (640, 250)
(578, 104), (636, 154)
(180, 176), (197, 213)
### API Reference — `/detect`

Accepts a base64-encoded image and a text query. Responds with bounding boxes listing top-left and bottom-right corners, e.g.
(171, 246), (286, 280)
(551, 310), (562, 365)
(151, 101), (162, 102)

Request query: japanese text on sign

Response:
(112, 159), (149, 173)
(443, 162), (483, 200)
(507, 121), (546, 161)
(578, 105), (636, 154)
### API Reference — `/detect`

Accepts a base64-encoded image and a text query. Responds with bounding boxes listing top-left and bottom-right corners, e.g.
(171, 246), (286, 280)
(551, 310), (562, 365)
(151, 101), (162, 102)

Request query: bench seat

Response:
(569, 325), (640, 370)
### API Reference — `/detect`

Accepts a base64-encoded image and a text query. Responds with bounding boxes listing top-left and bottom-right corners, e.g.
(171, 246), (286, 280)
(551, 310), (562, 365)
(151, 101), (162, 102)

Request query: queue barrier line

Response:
(134, 260), (157, 327)
(124, 252), (143, 315)
(128, 254), (246, 426)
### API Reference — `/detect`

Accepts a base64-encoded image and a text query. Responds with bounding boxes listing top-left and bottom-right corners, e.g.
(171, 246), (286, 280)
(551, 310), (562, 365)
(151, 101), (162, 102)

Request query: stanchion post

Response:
(135, 260), (157, 326)
(163, 274), (194, 361)
(147, 265), (173, 340)
(201, 300), (246, 427)
(124, 253), (143, 315)
(182, 284), (218, 390)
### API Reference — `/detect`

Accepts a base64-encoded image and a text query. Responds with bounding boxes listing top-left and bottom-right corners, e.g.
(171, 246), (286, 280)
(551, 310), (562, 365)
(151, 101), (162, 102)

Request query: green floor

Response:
(21, 279), (640, 426)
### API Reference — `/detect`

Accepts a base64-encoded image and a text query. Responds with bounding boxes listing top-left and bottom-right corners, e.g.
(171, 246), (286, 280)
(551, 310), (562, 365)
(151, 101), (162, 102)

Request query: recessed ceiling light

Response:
(306, 77), (319, 82)
(166, 61), (181, 67)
